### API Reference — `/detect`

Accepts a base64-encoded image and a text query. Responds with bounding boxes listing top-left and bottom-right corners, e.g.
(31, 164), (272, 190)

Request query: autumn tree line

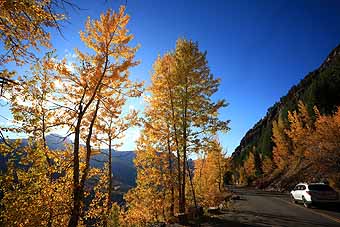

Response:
(235, 101), (340, 190)
(0, 1), (230, 226)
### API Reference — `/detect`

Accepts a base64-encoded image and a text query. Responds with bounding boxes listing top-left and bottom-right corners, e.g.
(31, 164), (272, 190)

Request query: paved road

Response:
(203, 187), (340, 227)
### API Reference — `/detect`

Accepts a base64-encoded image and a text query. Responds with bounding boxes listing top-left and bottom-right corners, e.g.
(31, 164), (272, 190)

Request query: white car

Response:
(290, 183), (339, 208)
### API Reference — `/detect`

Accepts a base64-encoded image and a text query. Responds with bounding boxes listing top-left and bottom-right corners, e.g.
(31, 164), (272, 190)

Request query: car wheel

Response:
(302, 196), (311, 208)
(291, 195), (297, 204)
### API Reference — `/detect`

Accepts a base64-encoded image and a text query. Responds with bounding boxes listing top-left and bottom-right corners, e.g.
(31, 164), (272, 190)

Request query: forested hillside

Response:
(231, 44), (340, 189)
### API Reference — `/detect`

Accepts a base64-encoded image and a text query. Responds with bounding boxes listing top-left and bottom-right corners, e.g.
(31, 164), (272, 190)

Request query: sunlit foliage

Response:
(0, 55), (72, 226)
(272, 114), (291, 172)
(53, 6), (142, 226)
(193, 139), (227, 207)
(269, 101), (340, 188)
(1, 4), (143, 227)
(0, 0), (66, 65)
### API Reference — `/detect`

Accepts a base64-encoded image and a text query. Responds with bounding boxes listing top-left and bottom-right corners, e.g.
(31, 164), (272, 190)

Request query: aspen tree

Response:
(272, 114), (291, 171)
(124, 39), (229, 225)
(244, 150), (256, 177)
(54, 6), (142, 226)
(285, 101), (313, 167)
(193, 139), (226, 207)
(307, 107), (340, 186)
(0, 56), (73, 226)
(0, 0), (65, 65)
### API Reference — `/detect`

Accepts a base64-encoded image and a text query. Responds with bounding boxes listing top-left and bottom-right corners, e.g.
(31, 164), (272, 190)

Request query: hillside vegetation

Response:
(231, 44), (340, 190)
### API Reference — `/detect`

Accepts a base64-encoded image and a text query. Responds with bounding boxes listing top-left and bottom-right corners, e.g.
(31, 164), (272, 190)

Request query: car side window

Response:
(294, 186), (300, 190)
(301, 185), (306, 190)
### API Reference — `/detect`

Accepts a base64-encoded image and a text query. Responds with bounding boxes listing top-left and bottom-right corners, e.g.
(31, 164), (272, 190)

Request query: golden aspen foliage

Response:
(285, 101), (313, 167)
(84, 163), (121, 227)
(1, 5), (142, 227)
(0, 55), (74, 226)
(52, 6), (142, 226)
(243, 149), (256, 177)
(271, 114), (291, 171)
(261, 156), (274, 175)
(238, 167), (247, 185)
(193, 139), (227, 207)
(270, 101), (340, 188)
(0, 0), (66, 65)
(8, 53), (62, 138)
(0, 139), (74, 226)
(306, 107), (340, 187)
(123, 39), (229, 225)
(169, 39), (229, 213)
(122, 55), (178, 226)
(0, 143), (72, 227)
(123, 128), (175, 226)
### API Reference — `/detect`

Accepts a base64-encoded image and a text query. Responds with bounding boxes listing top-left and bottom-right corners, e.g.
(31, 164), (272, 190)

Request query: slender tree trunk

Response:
(186, 158), (197, 208)
(79, 100), (100, 221)
(68, 116), (82, 227)
(216, 155), (221, 192)
(181, 81), (188, 214)
(181, 148), (186, 213)
(165, 70), (183, 215)
(68, 49), (107, 227)
(167, 133), (175, 217)
(81, 100), (100, 187)
(177, 150), (182, 213)
(42, 112), (51, 223)
(42, 113), (53, 227)
(105, 137), (113, 227)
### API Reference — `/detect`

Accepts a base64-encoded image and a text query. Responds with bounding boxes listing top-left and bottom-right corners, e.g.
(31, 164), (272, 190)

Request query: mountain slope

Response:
(231, 44), (340, 167)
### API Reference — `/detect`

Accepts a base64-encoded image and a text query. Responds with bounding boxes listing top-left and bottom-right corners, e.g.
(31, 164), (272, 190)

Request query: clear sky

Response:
(3, 0), (340, 154)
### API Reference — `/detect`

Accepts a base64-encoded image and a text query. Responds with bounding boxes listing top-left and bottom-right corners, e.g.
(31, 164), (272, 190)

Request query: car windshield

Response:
(308, 184), (334, 191)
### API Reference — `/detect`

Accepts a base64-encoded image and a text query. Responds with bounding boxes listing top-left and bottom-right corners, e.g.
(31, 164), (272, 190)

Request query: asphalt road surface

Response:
(203, 187), (340, 227)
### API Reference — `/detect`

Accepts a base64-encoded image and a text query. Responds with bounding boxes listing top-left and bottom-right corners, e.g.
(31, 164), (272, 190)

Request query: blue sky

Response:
(2, 0), (340, 154)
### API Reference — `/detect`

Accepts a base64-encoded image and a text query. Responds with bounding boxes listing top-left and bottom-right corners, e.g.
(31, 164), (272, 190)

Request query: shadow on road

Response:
(227, 210), (337, 227)
(202, 215), (258, 227)
(233, 190), (288, 198)
(313, 204), (340, 213)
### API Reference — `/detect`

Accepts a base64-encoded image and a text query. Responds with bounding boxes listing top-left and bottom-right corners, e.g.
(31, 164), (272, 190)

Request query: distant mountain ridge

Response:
(231, 44), (340, 165)
(90, 150), (136, 187)
(0, 134), (137, 187)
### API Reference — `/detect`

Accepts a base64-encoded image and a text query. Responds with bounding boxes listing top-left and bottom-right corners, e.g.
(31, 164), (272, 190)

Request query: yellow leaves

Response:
(262, 157), (274, 175)
(271, 101), (340, 187)
(0, 0), (65, 65)
(244, 149), (256, 177)
(193, 139), (227, 207)
(272, 114), (291, 171)
(124, 39), (228, 223)
(305, 106), (340, 182)
(284, 101), (315, 163)
(79, 6), (135, 60)
(1, 3), (143, 226)
(1, 141), (73, 227)
(123, 130), (176, 224)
